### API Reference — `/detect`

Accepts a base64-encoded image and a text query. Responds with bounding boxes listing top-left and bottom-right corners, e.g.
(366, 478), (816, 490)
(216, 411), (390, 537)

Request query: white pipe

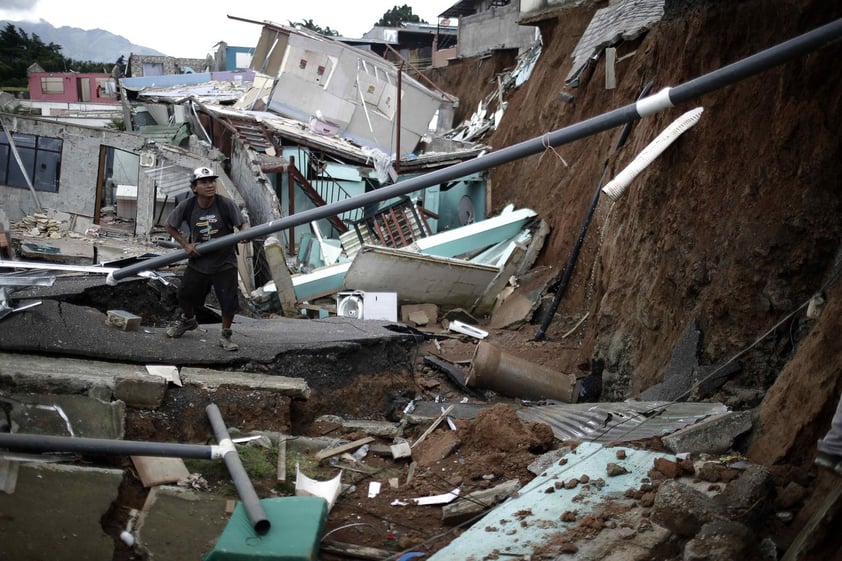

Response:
(602, 107), (704, 201)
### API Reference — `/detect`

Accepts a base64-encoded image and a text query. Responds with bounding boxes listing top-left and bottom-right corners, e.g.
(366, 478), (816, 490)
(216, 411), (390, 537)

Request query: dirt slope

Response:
(428, 0), (842, 469)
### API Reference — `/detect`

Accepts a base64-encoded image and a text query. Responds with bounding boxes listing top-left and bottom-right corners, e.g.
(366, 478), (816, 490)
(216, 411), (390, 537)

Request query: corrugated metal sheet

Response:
(517, 401), (727, 443)
(142, 158), (192, 198)
(566, 0), (665, 85)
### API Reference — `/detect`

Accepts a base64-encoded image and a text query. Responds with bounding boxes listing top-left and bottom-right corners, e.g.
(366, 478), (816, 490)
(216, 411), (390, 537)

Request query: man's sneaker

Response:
(166, 315), (198, 338)
(218, 328), (239, 351)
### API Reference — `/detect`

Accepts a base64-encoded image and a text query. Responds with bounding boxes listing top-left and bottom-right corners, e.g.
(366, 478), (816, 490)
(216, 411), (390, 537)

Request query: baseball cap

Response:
(191, 167), (218, 183)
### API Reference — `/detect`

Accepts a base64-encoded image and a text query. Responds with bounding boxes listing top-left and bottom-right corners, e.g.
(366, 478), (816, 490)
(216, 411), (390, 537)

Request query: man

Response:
(165, 166), (248, 351)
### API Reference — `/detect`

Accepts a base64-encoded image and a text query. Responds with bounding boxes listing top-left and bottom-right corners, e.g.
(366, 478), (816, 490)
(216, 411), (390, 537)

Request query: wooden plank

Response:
(605, 47), (617, 89)
(263, 237), (299, 318)
(781, 477), (842, 561)
(276, 438), (287, 481)
(131, 455), (190, 488)
(314, 437), (374, 462)
(411, 404), (455, 449)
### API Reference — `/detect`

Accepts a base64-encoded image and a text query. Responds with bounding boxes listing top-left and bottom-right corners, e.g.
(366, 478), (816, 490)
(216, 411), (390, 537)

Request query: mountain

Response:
(1, 18), (166, 63)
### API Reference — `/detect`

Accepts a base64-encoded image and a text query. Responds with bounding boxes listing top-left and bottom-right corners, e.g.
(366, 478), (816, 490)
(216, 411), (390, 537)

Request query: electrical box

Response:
(337, 291), (397, 321)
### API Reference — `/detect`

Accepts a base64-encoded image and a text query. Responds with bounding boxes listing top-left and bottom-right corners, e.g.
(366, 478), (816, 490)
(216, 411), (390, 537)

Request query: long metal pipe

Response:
(0, 432), (222, 459)
(206, 403), (271, 535)
(107, 18), (842, 285)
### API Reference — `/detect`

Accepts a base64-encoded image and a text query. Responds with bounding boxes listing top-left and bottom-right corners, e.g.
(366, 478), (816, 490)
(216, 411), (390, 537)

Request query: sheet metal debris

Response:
(516, 401), (728, 443)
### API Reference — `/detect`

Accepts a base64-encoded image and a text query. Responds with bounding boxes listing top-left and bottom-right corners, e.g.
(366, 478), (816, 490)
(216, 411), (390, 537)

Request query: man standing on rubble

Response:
(164, 166), (248, 351)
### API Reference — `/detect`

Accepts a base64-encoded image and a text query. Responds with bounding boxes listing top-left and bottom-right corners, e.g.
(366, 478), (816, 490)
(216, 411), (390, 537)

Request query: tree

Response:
(288, 19), (341, 37)
(0, 23), (102, 88)
(375, 4), (427, 28)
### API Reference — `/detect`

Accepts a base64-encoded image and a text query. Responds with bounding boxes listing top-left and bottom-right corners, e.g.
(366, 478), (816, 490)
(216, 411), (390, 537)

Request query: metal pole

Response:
(206, 403), (271, 535)
(107, 18), (842, 286)
(0, 432), (221, 459)
(0, 117), (43, 211)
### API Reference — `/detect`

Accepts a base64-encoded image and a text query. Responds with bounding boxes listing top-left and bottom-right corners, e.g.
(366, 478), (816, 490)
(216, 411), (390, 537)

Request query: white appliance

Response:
(337, 291), (397, 321)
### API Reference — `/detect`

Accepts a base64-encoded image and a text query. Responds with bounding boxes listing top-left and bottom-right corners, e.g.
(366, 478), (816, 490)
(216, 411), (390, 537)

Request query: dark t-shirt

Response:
(166, 195), (244, 274)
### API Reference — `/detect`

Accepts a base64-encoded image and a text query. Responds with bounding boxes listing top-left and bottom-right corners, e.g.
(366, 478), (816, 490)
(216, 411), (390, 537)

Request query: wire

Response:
(541, 133), (569, 167)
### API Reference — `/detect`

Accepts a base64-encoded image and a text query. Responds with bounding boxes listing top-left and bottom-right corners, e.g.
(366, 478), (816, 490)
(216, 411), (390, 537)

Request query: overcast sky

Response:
(0, 0), (458, 58)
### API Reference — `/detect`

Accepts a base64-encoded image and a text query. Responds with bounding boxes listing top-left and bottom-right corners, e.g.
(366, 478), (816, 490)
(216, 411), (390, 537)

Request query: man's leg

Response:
(214, 269), (240, 351)
(167, 268), (207, 338)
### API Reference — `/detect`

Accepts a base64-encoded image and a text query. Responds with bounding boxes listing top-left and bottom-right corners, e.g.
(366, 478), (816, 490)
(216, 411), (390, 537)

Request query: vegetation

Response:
(288, 4), (428, 38)
(375, 4), (427, 28)
(106, 118), (126, 131)
(0, 23), (103, 87)
(288, 19), (341, 37)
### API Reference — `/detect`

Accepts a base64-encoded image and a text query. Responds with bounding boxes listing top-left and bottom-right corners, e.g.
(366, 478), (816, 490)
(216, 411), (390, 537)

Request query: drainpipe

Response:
(0, 432), (222, 459)
(106, 18), (842, 286)
(206, 403), (271, 535)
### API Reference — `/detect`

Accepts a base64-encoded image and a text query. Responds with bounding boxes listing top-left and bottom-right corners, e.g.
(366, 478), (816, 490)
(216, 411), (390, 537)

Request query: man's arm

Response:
(165, 222), (200, 257)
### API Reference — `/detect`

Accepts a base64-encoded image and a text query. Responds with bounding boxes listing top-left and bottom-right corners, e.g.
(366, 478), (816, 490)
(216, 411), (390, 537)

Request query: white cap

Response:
(191, 166), (218, 183)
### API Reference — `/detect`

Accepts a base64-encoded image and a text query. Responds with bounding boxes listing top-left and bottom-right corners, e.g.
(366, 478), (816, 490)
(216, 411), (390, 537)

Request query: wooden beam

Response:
(411, 404), (455, 448)
(315, 437), (375, 462)
(276, 438), (287, 482)
(781, 477), (842, 561)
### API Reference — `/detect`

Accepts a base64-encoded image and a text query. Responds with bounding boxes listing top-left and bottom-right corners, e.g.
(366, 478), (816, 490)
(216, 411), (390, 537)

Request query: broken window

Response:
(40, 76), (64, 95)
(95, 78), (117, 98)
(0, 132), (63, 193)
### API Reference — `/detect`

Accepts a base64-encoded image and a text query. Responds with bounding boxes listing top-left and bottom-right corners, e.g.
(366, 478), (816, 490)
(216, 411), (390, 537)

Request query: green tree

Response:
(0, 23), (103, 88)
(288, 19), (341, 37)
(375, 4), (427, 28)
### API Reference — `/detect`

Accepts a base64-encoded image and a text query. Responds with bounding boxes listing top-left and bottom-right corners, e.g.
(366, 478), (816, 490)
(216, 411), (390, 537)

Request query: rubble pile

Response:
(11, 212), (65, 238)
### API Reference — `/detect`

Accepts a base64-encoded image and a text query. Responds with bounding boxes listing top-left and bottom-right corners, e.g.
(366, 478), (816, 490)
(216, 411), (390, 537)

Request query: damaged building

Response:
(2, 0), (842, 560)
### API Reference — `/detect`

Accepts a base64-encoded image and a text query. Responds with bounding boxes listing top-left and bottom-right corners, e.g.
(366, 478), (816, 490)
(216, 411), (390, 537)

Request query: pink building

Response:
(27, 71), (118, 103)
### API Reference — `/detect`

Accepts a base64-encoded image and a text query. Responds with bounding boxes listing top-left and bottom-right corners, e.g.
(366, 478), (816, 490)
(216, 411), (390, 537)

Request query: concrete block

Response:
(0, 463), (122, 561)
(8, 393), (126, 439)
(662, 411), (754, 455)
(115, 374), (167, 409)
(106, 309), (141, 331)
(135, 486), (229, 560)
(401, 303), (439, 326)
(390, 441), (412, 459)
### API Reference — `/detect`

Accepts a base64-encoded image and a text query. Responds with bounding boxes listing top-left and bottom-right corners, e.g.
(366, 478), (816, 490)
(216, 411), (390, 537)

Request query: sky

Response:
(0, 0), (459, 58)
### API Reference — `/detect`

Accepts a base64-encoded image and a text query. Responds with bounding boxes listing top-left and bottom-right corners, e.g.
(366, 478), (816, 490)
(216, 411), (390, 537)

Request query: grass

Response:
(185, 445), (280, 493)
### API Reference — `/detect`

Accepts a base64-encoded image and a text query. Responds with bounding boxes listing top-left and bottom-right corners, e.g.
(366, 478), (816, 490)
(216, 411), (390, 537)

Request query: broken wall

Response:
(261, 26), (444, 158)
(0, 115), (148, 227)
(227, 139), (281, 227)
(456, 1), (541, 58)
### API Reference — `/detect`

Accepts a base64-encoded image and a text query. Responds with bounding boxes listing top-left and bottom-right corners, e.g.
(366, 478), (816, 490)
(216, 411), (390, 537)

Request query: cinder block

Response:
(106, 309), (141, 331)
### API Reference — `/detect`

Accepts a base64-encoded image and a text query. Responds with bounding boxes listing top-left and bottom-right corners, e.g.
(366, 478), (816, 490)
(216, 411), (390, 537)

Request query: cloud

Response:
(0, 0), (37, 10)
